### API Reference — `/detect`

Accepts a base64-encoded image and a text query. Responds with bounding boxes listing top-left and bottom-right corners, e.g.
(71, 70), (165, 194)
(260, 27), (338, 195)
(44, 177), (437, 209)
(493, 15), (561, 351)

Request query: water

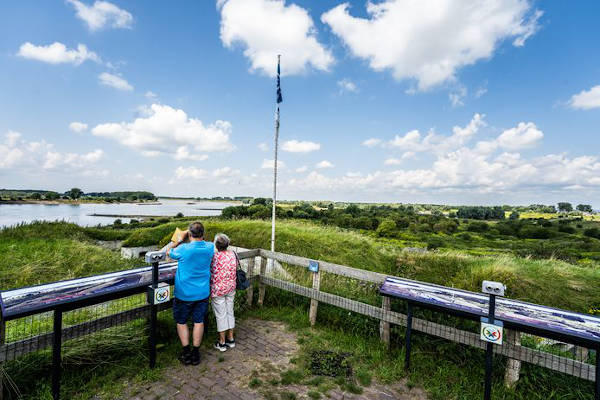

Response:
(0, 199), (235, 227)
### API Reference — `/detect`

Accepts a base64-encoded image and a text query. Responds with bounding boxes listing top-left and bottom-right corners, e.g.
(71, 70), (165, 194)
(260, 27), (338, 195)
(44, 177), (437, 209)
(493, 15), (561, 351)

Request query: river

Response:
(0, 199), (235, 227)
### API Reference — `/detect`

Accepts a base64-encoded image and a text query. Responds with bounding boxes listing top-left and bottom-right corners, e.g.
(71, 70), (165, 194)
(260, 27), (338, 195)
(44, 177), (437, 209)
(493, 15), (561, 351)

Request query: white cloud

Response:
(0, 131), (104, 174)
(316, 160), (334, 169)
(337, 78), (358, 93)
(17, 42), (100, 65)
(475, 86), (488, 99)
(384, 158), (402, 166)
(362, 138), (381, 148)
(218, 0), (334, 76)
(69, 122), (88, 133)
(449, 85), (467, 107)
(495, 122), (543, 150)
(258, 142), (269, 152)
(321, 0), (542, 90)
(145, 91), (158, 100)
(569, 85), (600, 110)
(281, 139), (320, 153)
(91, 103), (234, 159)
(384, 152), (415, 165)
(98, 72), (134, 91)
(389, 113), (486, 153)
(174, 146), (209, 161)
(67, 0), (133, 31)
(174, 166), (207, 180)
(295, 165), (308, 173)
(262, 159), (285, 169)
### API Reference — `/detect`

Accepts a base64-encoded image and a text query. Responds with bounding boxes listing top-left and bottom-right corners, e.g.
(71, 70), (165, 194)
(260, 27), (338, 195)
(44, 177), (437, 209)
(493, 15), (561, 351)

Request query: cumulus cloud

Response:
(569, 85), (600, 110)
(145, 91), (158, 100)
(495, 122), (543, 150)
(390, 113), (486, 153)
(281, 139), (320, 153)
(362, 138), (382, 148)
(316, 160), (334, 169)
(262, 159), (285, 169)
(0, 131), (105, 174)
(449, 85), (467, 107)
(321, 0), (542, 90)
(98, 72), (134, 91)
(67, 0), (133, 31)
(17, 42), (100, 65)
(384, 152), (415, 165)
(295, 165), (308, 173)
(69, 122), (88, 133)
(91, 104), (233, 159)
(218, 0), (334, 76)
(337, 78), (358, 93)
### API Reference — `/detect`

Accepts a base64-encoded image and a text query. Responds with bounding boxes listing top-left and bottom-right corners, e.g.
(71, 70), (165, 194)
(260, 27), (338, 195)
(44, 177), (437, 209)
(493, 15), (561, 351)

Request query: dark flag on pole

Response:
(276, 55), (283, 104)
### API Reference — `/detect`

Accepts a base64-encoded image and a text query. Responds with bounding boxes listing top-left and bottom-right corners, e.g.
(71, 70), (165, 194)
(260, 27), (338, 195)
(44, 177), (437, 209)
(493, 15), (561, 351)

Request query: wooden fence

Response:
(0, 248), (596, 398)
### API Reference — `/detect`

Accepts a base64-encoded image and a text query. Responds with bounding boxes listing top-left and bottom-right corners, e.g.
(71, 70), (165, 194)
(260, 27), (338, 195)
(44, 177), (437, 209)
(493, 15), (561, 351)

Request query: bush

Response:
(457, 232), (472, 241)
(558, 225), (576, 234)
(175, 212), (184, 218)
(426, 237), (444, 250)
(376, 219), (396, 237)
(519, 226), (553, 239)
(466, 221), (489, 232)
(584, 228), (600, 239)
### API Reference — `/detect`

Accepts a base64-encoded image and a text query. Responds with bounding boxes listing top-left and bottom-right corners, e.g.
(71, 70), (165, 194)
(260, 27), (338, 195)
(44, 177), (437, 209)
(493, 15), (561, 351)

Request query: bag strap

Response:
(233, 250), (241, 270)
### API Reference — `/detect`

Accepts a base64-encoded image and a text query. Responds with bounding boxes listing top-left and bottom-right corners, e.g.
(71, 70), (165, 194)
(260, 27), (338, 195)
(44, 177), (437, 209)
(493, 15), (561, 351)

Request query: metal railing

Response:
(0, 248), (598, 400)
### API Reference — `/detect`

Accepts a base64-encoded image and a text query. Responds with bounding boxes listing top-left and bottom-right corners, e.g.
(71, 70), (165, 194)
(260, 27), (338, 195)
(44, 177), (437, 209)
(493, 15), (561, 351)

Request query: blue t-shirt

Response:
(169, 240), (214, 301)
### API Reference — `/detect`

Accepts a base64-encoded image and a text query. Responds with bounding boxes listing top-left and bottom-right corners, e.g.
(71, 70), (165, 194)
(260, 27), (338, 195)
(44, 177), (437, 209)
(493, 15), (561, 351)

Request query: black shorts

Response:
(172, 297), (209, 324)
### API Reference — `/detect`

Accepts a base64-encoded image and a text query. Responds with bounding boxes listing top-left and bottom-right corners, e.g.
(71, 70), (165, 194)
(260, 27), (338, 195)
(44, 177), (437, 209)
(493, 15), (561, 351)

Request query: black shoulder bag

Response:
(234, 251), (250, 290)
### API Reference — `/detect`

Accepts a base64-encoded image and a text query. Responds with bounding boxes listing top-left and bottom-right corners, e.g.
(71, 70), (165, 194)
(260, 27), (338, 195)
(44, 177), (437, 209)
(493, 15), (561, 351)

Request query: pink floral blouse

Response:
(210, 250), (237, 298)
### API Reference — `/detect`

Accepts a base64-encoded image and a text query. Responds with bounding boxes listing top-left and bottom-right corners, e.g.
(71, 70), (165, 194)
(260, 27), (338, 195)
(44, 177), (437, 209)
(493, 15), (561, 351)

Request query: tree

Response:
(376, 219), (397, 237)
(30, 192), (42, 200)
(509, 211), (519, 220)
(576, 204), (593, 213)
(68, 188), (83, 200)
(45, 191), (60, 200)
(557, 202), (573, 212)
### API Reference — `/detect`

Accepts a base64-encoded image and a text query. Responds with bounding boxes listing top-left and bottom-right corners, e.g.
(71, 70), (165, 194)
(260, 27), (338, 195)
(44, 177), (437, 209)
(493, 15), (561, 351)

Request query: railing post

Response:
(595, 347), (599, 400)
(246, 256), (255, 307)
(52, 309), (63, 400)
(503, 329), (521, 388)
(0, 311), (5, 400)
(380, 296), (391, 347)
(258, 257), (267, 307)
(149, 259), (159, 369)
(405, 302), (413, 370)
(309, 268), (321, 327)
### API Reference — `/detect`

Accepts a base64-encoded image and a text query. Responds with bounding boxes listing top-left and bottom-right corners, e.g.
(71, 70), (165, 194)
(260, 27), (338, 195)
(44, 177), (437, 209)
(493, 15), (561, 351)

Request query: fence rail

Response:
(0, 248), (598, 399)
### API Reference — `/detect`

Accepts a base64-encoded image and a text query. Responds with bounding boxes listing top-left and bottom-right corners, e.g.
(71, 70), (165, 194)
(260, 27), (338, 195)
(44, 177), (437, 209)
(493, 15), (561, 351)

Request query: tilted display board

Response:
(0, 263), (178, 320)
(380, 276), (600, 347)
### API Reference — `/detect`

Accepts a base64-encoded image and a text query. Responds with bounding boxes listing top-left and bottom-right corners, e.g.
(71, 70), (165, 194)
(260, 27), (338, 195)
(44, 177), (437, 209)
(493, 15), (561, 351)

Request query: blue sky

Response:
(1, 0), (600, 205)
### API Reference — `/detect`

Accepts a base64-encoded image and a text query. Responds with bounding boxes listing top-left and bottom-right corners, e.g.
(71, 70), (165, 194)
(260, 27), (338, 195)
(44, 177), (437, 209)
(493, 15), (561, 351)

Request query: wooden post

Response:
(379, 296), (391, 347)
(504, 329), (522, 389)
(246, 256), (255, 307)
(258, 257), (267, 306)
(0, 314), (4, 400)
(309, 270), (321, 326)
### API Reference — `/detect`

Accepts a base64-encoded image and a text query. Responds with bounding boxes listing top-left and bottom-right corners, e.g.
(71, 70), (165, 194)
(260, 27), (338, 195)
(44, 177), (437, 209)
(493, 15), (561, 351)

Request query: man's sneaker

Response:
(214, 341), (228, 352)
(225, 339), (236, 349)
(178, 350), (192, 365)
(191, 350), (201, 365)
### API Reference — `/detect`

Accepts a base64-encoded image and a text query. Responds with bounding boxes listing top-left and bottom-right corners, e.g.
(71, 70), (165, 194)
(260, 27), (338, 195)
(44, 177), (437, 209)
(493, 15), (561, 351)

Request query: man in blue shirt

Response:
(167, 221), (214, 365)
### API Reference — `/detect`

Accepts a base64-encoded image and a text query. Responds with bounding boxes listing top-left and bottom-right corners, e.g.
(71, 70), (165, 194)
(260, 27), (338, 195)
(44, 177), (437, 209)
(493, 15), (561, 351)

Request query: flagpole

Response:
(271, 54), (282, 253)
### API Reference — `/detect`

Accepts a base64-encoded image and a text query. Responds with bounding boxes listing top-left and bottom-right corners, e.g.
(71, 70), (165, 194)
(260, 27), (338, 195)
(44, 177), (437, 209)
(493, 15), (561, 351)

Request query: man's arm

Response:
(167, 230), (189, 258)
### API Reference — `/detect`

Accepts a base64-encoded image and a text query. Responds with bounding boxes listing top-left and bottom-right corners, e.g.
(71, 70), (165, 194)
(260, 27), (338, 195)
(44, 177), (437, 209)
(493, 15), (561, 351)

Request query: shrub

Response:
(584, 228), (600, 239)
(175, 212), (184, 218)
(466, 221), (489, 232)
(457, 232), (472, 241)
(519, 226), (553, 239)
(426, 237), (444, 250)
(558, 225), (576, 234)
(376, 219), (397, 237)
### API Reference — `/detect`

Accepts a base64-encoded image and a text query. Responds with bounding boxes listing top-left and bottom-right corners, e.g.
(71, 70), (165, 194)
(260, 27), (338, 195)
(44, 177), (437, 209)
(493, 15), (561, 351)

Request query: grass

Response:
(2, 220), (599, 399)
(247, 291), (596, 400)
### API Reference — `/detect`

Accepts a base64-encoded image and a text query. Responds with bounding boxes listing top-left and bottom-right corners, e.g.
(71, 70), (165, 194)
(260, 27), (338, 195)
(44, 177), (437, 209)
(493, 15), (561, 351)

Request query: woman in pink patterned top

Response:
(211, 233), (237, 352)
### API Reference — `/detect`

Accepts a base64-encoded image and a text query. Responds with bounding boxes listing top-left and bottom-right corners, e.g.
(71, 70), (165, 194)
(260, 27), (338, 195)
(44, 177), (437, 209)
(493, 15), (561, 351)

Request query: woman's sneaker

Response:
(214, 341), (228, 352)
(225, 339), (236, 348)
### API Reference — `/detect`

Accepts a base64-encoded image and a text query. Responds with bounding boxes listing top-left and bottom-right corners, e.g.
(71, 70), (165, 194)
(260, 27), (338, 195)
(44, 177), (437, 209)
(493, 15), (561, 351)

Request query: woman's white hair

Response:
(214, 233), (230, 250)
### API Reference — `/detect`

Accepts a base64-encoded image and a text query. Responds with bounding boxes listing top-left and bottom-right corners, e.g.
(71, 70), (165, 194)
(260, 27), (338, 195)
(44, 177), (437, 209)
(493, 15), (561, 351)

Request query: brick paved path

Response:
(125, 318), (427, 400)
